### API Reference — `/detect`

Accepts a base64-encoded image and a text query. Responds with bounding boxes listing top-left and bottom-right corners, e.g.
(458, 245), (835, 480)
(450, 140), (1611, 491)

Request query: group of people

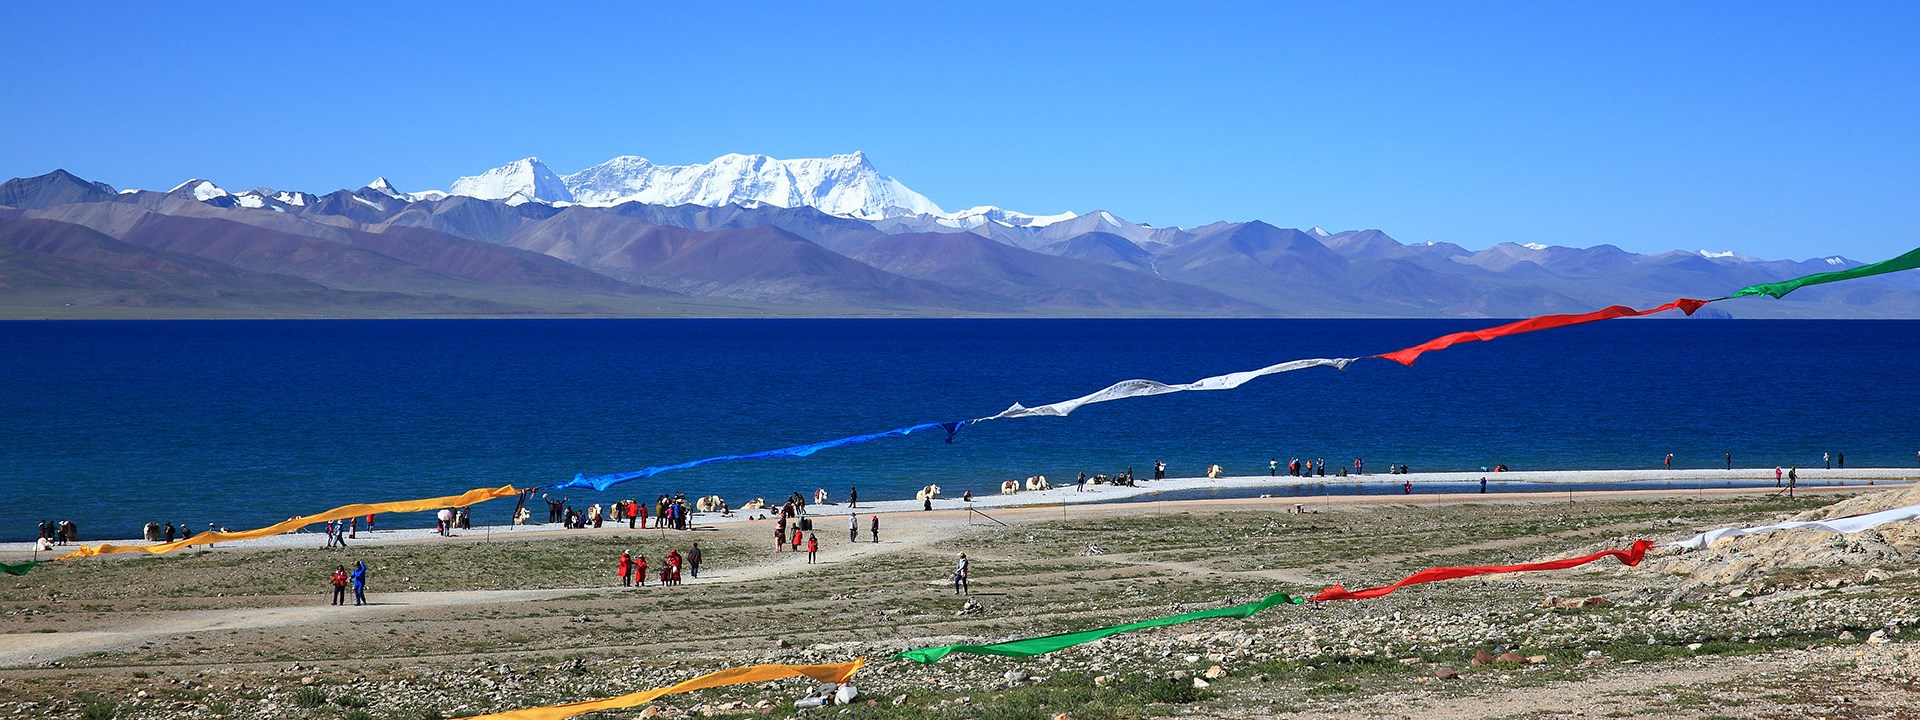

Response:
(1275, 457), (1336, 477)
(37, 519), (80, 547)
(138, 521), (192, 543)
(540, 493), (698, 531)
(616, 545), (699, 586)
(329, 561), (368, 605)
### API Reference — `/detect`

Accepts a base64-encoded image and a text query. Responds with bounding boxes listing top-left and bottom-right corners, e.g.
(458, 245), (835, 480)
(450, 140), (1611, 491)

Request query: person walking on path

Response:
(666, 548), (683, 586)
(1664, 453), (1673, 470)
(848, 513), (859, 543)
(806, 533), (819, 564)
(849, 486), (858, 508)
(688, 543), (702, 579)
(618, 551), (632, 587)
(1076, 471), (1086, 492)
(1788, 468), (1799, 498)
(351, 561), (367, 606)
(870, 514), (880, 543)
(634, 555), (648, 587)
(953, 553), (970, 595)
(330, 565), (347, 606)
(1775, 466), (1784, 487)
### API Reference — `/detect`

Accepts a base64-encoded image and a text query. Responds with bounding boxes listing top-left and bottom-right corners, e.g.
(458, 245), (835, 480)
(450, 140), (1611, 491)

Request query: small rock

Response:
(300, 676), (317, 686)
(1840, 630), (1856, 641)
(1728, 588), (1747, 599)
(1495, 652), (1524, 664)
(1093, 675), (1110, 687)
(1526, 655), (1547, 664)
(1866, 630), (1889, 645)
(1191, 677), (1209, 688)
(639, 706), (661, 719)
(775, 639), (792, 649)
(1204, 665), (1226, 679)
(1474, 649), (1495, 665)
(1434, 666), (1460, 680)
(1053, 714), (1070, 720)
(890, 694), (907, 707)
(1004, 670), (1028, 683)
(1686, 643), (1704, 651)
(1249, 673), (1268, 682)
(1397, 657), (1424, 665)
(1581, 597), (1613, 607)
(1865, 569), (1892, 583)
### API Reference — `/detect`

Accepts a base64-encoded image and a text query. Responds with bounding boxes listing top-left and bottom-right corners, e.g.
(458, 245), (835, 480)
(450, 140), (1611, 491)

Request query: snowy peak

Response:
(450, 158), (574, 204)
(169, 179), (229, 202)
(365, 177), (404, 199)
(559, 151), (942, 220)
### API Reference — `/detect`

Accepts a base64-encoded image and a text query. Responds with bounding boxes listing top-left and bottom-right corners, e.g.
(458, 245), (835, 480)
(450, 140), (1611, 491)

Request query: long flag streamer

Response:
(1725, 246), (1920, 299)
(989, 358), (1355, 419)
(1, 561), (39, 576)
(1668, 503), (1920, 550)
(54, 485), (524, 561)
(1311, 540), (1654, 601)
(1376, 300), (1710, 366)
(451, 660), (862, 720)
(896, 592), (1307, 663)
(549, 422), (966, 492)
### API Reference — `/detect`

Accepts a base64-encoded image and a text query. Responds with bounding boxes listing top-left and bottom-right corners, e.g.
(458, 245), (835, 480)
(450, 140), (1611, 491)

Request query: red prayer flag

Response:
(1377, 300), (1710, 366)
(1311, 540), (1654, 601)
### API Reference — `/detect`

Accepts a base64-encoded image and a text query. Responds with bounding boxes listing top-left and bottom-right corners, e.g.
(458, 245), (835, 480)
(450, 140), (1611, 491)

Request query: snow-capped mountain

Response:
(449, 158), (574, 204)
(558, 151), (941, 220)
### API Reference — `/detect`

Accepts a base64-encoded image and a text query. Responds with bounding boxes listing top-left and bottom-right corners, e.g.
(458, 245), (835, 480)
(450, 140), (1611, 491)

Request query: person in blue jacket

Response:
(350, 561), (368, 606)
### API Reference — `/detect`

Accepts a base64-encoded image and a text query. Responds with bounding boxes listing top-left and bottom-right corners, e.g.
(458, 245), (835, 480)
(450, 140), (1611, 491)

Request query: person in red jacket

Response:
(633, 555), (649, 586)
(665, 549), (682, 586)
(806, 533), (819, 564)
(618, 551), (632, 587)
(330, 565), (348, 606)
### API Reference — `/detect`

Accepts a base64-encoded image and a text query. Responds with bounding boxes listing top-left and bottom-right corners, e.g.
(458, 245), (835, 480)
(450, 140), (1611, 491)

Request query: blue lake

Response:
(3, 318), (1916, 541)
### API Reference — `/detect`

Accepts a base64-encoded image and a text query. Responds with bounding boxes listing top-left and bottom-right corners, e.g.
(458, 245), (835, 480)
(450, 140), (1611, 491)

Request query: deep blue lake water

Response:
(3, 318), (1916, 541)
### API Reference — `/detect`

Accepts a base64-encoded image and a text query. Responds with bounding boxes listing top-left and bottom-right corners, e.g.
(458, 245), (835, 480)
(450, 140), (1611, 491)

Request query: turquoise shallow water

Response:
(4, 318), (1916, 541)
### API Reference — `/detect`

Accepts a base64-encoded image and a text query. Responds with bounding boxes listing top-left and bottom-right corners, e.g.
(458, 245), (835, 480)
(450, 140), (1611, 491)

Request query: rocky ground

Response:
(2, 486), (1917, 719)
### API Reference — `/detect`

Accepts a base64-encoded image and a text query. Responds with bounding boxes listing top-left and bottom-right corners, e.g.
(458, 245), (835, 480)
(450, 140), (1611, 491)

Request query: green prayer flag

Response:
(1728, 246), (1920, 300)
(1, 560), (41, 576)
(895, 591), (1305, 663)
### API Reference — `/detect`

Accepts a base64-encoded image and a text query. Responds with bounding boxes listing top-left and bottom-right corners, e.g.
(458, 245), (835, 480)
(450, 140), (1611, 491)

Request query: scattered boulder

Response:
(1435, 666), (1460, 680)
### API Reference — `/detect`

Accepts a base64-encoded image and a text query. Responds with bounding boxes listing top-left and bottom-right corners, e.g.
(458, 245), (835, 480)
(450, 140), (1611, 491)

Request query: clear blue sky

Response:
(5, 2), (1916, 260)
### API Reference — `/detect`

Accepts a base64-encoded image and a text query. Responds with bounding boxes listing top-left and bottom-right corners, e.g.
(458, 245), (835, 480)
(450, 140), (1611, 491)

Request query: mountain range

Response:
(2, 154), (1916, 319)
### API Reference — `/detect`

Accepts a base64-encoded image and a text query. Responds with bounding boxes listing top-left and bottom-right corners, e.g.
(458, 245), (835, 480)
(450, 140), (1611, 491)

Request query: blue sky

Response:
(4, 2), (1916, 260)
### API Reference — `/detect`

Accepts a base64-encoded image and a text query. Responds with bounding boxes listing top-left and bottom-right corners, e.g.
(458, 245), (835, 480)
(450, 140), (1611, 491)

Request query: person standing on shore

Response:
(774, 521), (785, 552)
(688, 543), (701, 579)
(330, 565), (347, 606)
(1788, 468), (1799, 497)
(806, 533), (819, 564)
(1154, 460), (1166, 480)
(618, 551), (632, 587)
(1838, 452), (1845, 469)
(953, 553), (970, 595)
(848, 513), (858, 542)
(1824, 452), (1831, 470)
(634, 554), (648, 587)
(870, 514), (880, 543)
(1480, 477), (1488, 494)
(1402, 480), (1412, 495)
(1726, 452), (1732, 470)
(1664, 453), (1673, 470)
(1775, 466), (1784, 487)
(1269, 458), (1278, 476)
(351, 561), (367, 606)
(1077, 471), (1086, 491)
(849, 485), (858, 509)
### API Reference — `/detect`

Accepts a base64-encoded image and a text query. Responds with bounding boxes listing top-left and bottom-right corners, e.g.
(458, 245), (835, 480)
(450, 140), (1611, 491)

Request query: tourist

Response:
(848, 513), (858, 542)
(1824, 452), (1831, 470)
(634, 554), (648, 587)
(870, 514), (880, 543)
(163, 522), (175, 543)
(1403, 480), (1412, 495)
(1838, 452), (1845, 469)
(688, 543), (702, 579)
(330, 565), (347, 606)
(666, 548), (682, 585)
(849, 485), (858, 508)
(1076, 471), (1086, 492)
(1775, 466), (1783, 487)
(1269, 458), (1278, 476)
(953, 553), (970, 595)
(774, 522), (785, 552)
(1725, 451), (1733, 470)
(806, 532), (819, 564)
(1480, 477), (1488, 494)
(1664, 453), (1673, 469)
(351, 561), (367, 605)
(791, 523), (804, 552)
(618, 550), (632, 587)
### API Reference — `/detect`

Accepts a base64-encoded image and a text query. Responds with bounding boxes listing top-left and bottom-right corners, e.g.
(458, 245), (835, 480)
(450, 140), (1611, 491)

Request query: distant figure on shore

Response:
(163, 522), (175, 543)
(1726, 451), (1732, 470)
(330, 565), (347, 606)
(870, 514), (880, 543)
(1824, 452), (1831, 470)
(1154, 460), (1166, 480)
(953, 553), (970, 595)
(1269, 458), (1278, 476)
(618, 550), (632, 586)
(666, 548), (683, 585)
(1480, 477), (1488, 494)
(806, 533), (819, 563)
(1077, 472), (1086, 492)
(1664, 453), (1673, 470)
(1402, 480), (1412, 495)
(634, 555), (648, 586)
(1775, 466), (1783, 487)
(1788, 468), (1799, 497)
(849, 513), (859, 542)
(1838, 452), (1845, 469)
(849, 485), (858, 508)
(1207, 464), (1223, 479)
(1355, 457), (1364, 475)
(688, 543), (702, 579)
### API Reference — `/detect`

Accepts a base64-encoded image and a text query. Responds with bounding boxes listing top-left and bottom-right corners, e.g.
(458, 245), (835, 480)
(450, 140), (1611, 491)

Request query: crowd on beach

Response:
(536, 492), (704, 531)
